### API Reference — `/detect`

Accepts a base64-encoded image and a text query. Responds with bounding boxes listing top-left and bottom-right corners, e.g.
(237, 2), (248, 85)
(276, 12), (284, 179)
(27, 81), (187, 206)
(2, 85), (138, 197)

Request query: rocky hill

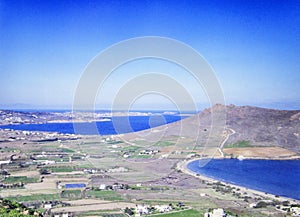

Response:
(205, 105), (300, 153)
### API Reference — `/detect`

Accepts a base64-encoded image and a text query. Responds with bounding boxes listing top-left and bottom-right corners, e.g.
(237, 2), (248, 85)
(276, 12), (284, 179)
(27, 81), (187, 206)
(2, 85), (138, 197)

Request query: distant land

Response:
(120, 104), (300, 158)
(1, 104), (299, 155)
(0, 104), (300, 216)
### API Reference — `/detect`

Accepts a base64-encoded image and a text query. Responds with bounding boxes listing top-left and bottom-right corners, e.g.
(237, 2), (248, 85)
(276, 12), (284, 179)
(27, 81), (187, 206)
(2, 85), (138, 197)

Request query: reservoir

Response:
(187, 159), (300, 200)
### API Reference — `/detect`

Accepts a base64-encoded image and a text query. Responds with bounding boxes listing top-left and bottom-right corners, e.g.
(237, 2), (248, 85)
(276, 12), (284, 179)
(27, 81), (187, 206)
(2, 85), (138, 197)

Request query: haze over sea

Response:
(188, 159), (300, 200)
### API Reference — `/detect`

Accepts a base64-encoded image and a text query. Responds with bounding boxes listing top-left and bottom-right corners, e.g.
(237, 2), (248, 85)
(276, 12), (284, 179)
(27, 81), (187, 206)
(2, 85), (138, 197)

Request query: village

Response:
(1, 125), (299, 217)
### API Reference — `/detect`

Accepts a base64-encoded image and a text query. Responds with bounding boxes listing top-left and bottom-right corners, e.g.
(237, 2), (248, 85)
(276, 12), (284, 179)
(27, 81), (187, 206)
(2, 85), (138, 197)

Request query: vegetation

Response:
(107, 141), (123, 145)
(82, 213), (126, 217)
(7, 194), (59, 202)
(121, 146), (140, 152)
(152, 209), (203, 217)
(225, 140), (251, 148)
(0, 198), (41, 216)
(47, 166), (73, 173)
(3, 176), (39, 184)
(86, 190), (124, 201)
(61, 189), (82, 199)
(254, 201), (268, 208)
(39, 168), (50, 175)
(154, 141), (174, 147)
(0, 147), (18, 152)
(134, 154), (152, 159)
(58, 147), (75, 153)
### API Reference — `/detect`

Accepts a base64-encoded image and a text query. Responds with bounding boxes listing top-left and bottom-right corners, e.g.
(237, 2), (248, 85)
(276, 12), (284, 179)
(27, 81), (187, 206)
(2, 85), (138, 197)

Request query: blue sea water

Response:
(0, 115), (184, 135)
(187, 159), (300, 200)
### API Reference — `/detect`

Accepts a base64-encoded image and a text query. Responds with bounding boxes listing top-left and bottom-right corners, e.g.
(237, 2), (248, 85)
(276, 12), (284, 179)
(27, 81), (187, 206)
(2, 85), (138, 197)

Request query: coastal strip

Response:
(177, 158), (300, 204)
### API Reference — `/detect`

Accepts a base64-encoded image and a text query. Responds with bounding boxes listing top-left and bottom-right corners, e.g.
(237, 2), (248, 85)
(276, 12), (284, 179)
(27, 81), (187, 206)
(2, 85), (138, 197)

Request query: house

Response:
(44, 203), (52, 209)
(112, 183), (123, 191)
(135, 204), (150, 216)
(204, 208), (225, 217)
(123, 153), (130, 158)
(99, 184), (106, 190)
(154, 205), (172, 213)
(291, 207), (300, 216)
(139, 149), (159, 155)
(0, 160), (11, 165)
(83, 169), (97, 174)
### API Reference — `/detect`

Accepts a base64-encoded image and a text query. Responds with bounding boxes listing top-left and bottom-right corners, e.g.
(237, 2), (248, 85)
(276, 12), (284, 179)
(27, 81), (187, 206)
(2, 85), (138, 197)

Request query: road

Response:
(218, 128), (236, 157)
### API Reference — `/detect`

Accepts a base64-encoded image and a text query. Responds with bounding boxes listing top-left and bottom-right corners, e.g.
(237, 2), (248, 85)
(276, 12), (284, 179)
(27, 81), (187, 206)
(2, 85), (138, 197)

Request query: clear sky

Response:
(0, 0), (299, 110)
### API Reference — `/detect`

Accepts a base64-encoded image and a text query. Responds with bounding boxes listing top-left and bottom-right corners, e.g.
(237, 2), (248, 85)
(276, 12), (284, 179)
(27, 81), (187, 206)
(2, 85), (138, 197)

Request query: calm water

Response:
(0, 115), (184, 135)
(187, 159), (300, 200)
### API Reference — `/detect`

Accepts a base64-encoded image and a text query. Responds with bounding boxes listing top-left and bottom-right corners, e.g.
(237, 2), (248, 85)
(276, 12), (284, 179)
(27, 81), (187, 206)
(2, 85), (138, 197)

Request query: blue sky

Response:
(0, 0), (299, 110)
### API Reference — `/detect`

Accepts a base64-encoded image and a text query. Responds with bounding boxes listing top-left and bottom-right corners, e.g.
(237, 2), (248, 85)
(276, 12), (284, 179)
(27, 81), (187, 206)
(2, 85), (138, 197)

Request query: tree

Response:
(39, 168), (50, 175)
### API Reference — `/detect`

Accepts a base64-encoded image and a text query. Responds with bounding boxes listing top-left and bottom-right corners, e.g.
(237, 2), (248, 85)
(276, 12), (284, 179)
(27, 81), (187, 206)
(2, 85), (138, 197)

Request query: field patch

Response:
(4, 176), (39, 184)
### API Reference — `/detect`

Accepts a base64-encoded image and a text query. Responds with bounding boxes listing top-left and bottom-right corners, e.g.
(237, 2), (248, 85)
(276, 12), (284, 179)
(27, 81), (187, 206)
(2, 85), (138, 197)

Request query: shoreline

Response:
(213, 155), (300, 160)
(177, 158), (300, 203)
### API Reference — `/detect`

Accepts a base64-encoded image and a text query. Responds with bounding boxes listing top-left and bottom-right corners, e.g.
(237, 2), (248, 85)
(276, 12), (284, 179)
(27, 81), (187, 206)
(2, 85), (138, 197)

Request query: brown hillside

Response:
(223, 105), (300, 153)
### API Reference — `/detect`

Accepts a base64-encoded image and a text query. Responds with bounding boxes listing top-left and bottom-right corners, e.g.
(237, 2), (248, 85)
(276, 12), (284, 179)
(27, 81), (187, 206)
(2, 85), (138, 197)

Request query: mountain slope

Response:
(221, 105), (300, 153)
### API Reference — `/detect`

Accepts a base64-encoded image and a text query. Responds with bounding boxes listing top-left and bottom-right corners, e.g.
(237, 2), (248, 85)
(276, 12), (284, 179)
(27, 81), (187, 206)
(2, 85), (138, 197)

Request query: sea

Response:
(0, 115), (184, 135)
(1, 113), (299, 200)
(187, 159), (300, 200)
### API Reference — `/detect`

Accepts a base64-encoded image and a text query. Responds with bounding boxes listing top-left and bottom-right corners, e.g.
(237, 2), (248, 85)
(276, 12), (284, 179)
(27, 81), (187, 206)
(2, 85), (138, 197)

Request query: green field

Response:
(61, 189), (82, 199)
(47, 166), (73, 173)
(152, 209), (203, 217)
(121, 146), (141, 152)
(86, 190), (124, 201)
(154, 141), (174, 147)
(7, 194), (60, 202)
(79, 211), (126, 217)
(4, 176), (39, 184)
(225, 140), (251, 148)
(59, 147), (75, 153)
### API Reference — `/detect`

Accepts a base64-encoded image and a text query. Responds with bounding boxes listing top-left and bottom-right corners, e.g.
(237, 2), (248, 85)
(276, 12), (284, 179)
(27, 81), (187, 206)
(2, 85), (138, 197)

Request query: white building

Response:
(154, 205), (172, 213)
(291, 207), (300, 216)
(135, 204), (149, 216)
(44, 204), (52, 209)
(204, 208), (225, 217)
(99, 184), (106, 190)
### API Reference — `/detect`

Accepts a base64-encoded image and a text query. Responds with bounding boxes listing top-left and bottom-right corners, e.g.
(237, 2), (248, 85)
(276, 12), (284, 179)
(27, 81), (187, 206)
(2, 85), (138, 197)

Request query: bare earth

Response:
(223, 146), (300, 159)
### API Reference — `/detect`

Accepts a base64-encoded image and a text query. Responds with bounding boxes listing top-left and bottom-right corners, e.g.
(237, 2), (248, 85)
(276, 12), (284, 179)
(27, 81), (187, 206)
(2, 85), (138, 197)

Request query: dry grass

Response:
(51, 202), (135, 213)
(223, 146), (299, 158)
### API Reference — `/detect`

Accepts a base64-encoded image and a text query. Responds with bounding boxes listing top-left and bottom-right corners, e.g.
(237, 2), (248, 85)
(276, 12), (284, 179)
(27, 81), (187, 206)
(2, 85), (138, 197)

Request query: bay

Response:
(0, 115), (184, 135)
(187, 159), (300, 200)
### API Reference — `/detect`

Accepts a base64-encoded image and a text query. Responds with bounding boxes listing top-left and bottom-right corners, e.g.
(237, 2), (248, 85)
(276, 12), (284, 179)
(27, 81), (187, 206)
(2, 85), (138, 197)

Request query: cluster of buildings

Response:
(131, 203), (179, 216)
(122, 149), (160, 159)
(204, 208), (233, 217)
(0, 128), (79, 143)
(139, 149), (160, 155)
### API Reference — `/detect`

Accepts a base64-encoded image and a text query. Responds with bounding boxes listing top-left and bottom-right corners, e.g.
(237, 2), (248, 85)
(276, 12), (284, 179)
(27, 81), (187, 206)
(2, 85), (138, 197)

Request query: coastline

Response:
(177, 157), (300, 203)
